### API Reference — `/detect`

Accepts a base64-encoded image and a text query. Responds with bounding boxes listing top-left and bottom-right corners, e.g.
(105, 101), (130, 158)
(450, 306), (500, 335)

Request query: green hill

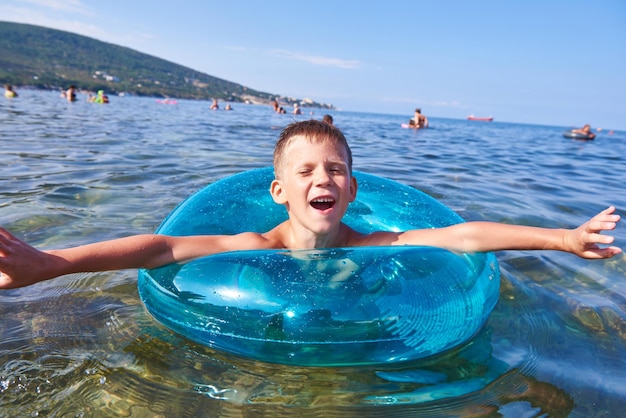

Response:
(0, 21), (332, 108)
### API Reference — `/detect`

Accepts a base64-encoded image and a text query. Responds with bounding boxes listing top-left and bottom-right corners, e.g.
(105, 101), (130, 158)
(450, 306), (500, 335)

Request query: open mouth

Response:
(310, 197), (335, 211)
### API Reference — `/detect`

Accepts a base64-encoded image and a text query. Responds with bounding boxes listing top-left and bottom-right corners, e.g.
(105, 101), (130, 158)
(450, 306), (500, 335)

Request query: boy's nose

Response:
(313, 168), (332, 185)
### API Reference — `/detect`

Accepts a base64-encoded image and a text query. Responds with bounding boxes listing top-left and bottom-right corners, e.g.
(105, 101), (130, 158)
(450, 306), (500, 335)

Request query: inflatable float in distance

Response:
(138, 167), (501, 367)
(563, 130), (595, 140)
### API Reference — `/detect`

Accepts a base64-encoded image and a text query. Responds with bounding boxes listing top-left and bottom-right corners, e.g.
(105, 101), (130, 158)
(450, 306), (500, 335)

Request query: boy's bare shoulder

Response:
(257, 222), (290, 249)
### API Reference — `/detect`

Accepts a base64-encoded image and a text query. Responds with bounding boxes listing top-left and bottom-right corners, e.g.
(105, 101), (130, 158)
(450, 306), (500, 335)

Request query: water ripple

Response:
(1, 90), (625, 415)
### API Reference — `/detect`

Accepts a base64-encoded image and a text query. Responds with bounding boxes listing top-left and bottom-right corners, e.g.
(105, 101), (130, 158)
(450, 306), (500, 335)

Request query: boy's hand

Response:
(565, 206), (622, 259)
(0, 227), (53, 289)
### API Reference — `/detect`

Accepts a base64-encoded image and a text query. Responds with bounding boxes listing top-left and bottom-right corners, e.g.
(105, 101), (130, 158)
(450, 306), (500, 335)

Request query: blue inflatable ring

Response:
(138, 168), (500, 367)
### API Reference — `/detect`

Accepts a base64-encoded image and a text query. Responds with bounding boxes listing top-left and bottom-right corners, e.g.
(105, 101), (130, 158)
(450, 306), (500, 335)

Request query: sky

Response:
(2, 0), (625, 130)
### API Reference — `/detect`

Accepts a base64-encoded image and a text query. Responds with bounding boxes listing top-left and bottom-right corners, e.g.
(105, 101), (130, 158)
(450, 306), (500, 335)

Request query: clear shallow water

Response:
(1, 90), (625, 417)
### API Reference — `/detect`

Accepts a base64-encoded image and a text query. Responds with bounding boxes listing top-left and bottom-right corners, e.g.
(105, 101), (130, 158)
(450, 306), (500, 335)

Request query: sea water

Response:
(1, 89), (625, 417)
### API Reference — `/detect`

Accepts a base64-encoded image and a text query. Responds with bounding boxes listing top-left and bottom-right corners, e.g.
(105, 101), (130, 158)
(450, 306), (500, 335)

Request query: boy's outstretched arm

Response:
(378, 206), (622, 259)
(0, 228), (271, 289)
(0, 230), (185, 289)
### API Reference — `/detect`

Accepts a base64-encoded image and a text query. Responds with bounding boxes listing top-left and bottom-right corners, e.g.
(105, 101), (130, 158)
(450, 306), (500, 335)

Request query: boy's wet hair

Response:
(273, 120), (353, 177)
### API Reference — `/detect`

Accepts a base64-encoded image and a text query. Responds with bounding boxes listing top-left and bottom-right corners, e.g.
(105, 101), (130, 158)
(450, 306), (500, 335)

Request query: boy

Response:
(0, 120), (621, 290)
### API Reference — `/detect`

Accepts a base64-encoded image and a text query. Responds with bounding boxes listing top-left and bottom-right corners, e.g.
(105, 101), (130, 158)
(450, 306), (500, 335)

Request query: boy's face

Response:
(270, 135), (357, 236)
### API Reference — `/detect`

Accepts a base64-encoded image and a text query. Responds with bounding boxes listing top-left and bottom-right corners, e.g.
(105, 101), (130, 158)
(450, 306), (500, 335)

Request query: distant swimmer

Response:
(567, 124), (596, 140)
(292, 103), (302, 115)
(225, 103), (233, 111)
(4, 85), (18, 98)
(64, 85), (77, 102)
(408, 108), (428, 129)
(210, 98), (219, 110)
(89, 90), (109, 104)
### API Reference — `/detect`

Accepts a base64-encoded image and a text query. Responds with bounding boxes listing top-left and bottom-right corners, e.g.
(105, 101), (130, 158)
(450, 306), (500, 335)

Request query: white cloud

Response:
(17, 0), (91, 15)
(268, 49), (360, 70)
(0, 2), (103, 38)
(0, 3), (156, 50)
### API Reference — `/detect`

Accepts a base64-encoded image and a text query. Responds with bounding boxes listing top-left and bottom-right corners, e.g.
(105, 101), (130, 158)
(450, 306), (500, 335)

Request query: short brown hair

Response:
(273, 120), (352, 178)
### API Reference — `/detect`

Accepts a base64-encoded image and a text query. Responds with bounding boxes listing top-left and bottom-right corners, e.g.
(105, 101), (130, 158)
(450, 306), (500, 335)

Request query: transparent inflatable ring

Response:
(138, 167), (500, 367)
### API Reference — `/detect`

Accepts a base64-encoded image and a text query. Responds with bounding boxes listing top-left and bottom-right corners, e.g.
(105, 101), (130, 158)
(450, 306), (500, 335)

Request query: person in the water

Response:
(569, 124), (596, 140)
(4, 84), (18, 98)
(408, 108), (428, 128)
(0, 120), (621, 289)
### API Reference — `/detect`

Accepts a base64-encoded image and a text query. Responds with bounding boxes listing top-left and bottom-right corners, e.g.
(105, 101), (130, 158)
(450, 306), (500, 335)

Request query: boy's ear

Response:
(349, 176), (358, 202)
(270, 179), (287, 204)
